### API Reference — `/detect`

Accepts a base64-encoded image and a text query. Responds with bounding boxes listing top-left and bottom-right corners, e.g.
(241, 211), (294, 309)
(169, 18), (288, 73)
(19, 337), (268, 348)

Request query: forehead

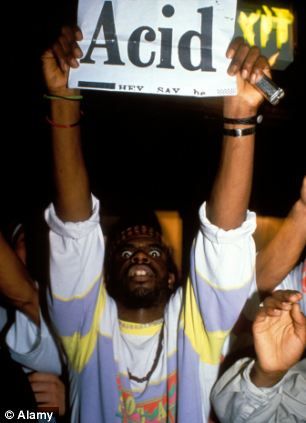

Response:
(118, 236), (164, 250)
(112, 225), (166, 250)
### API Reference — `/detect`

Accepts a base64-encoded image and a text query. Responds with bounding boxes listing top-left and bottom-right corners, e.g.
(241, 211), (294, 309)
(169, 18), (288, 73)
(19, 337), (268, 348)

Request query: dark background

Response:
(2, 0), (305, 238)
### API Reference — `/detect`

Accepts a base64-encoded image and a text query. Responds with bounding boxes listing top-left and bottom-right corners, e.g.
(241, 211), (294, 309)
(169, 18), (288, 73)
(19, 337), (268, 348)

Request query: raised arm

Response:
(42, 26), (91, 222)
(256, 176), (306, 294)
(0, 233), (39, 324)
(253, 215), (284, 251)
(207, 38), (269, 229)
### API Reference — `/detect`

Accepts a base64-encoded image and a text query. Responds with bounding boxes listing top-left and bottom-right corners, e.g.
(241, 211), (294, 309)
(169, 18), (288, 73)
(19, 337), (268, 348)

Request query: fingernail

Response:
(242, 69), (248, 79)
(75, 48), (83, 58)
(71, 58), (79, 68)
(255, 74), (262, 84)
(227, 49), (234, 59)
(229, 64), (238, 75)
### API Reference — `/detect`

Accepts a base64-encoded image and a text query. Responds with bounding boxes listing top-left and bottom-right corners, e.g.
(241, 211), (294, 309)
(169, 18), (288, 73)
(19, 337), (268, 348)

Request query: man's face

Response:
(107, 228), (174, 308)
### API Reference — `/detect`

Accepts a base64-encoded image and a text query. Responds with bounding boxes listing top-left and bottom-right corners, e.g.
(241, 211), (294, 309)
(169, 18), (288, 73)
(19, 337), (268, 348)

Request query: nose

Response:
(131, 249), (150, 264)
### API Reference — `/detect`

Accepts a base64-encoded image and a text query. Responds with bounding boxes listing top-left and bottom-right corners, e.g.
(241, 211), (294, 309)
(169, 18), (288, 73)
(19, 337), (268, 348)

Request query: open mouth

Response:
(127, 264), (154, 279)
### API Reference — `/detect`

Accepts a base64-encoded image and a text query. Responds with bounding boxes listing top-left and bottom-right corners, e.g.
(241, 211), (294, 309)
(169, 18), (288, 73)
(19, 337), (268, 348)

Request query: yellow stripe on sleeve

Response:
(181, 277), (229, 365)
(61, 282), (106, 372)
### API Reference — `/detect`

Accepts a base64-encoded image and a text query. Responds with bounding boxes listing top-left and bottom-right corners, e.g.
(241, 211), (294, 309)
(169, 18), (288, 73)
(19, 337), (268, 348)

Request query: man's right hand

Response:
(41, 26), (83, 95)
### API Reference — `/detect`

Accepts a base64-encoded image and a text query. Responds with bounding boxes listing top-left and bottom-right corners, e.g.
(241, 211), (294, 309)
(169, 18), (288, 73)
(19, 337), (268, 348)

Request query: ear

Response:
(168, 273), (175, 290)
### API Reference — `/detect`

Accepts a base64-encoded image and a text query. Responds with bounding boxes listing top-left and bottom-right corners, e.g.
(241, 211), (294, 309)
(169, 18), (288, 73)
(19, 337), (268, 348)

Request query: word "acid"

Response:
(80, 1), (216, 72)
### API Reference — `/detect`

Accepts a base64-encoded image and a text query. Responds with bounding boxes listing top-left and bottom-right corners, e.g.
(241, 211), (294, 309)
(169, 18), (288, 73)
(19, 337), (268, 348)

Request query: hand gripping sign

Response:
(69, 0), (238, 97)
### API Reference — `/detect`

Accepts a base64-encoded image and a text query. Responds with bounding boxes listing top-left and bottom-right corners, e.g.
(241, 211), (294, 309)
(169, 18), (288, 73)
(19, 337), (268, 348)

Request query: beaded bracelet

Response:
(44, 94), (83, 101)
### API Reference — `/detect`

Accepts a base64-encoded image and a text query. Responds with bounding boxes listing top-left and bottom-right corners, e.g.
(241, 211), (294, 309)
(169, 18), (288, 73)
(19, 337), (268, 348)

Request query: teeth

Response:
(128, 267), (150, 277)
(135, 270), (147, 276)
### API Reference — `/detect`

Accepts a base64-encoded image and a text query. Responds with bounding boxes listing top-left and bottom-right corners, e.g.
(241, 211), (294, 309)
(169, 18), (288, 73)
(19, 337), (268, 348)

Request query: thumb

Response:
(291, 303), (306, 343)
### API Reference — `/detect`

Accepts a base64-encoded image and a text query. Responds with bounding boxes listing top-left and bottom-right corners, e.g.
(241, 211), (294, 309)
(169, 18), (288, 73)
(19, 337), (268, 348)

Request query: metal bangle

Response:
(223, 115), (263, 125)
(223, 126), (256, 137)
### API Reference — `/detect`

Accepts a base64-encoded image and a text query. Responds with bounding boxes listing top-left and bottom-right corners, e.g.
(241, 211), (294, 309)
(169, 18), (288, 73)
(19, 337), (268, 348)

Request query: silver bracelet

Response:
(223, 127), (256, 137)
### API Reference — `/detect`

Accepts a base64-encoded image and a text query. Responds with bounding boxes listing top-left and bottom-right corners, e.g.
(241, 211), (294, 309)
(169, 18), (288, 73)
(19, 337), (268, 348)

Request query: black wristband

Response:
(223, 115), (263, 125)
(223, 126), (256, 137)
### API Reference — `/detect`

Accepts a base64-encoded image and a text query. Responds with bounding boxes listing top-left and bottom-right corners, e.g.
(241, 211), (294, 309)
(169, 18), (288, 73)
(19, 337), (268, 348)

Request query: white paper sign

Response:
(69, 0), (238, 97)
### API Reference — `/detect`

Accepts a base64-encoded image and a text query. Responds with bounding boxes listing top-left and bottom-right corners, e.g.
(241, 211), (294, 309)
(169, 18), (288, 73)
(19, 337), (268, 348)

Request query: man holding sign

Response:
(42, 13), (270, 423)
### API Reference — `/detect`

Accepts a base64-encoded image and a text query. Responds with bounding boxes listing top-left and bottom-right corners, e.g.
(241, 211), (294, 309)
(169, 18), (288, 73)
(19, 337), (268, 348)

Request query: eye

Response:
(149, 249), (161, 258)
(121, 250), (133, 259)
